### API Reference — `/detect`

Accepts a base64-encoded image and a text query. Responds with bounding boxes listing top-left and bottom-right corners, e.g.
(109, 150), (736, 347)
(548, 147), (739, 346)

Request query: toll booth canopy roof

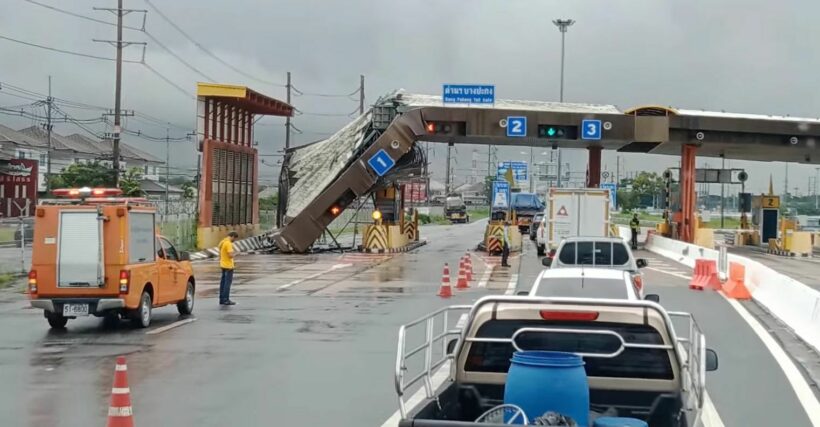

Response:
(394, 92), (623, 115)
(197, 82), (293, 117)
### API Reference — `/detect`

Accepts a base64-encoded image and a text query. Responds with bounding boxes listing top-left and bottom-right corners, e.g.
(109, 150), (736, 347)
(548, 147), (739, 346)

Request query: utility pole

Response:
(45, 76), (53, 192)
(445, 144), (452, 195)
(359, 74), (365, 115)
(720, 156), (725, 228)
(784, 162), (789, 207)
(93, 0), (146, 185)
(816, 168), (819, 210)
(529, 148), (535, 192)
(552, 19), (574, 190)
(285, 71), (292, 150)
(164, 128), (170, 215)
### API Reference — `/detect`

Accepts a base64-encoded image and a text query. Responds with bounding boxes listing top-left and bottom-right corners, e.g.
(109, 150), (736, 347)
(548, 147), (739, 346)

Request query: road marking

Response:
(276, 263), (352, 291)
(646, 266), (691, 281)
(146, 318), (196, 335)
(701, 392), (726, 427)
(477, 265), (494, 288)
(505, 273), (518, 295)
(380, 361), (452, 427)
(722, 295), (820, 425)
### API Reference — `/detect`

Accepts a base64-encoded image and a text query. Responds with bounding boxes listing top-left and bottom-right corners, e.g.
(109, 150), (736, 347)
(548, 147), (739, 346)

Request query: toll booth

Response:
(752, 195), (780, 245)
(361, 184), (419, 252)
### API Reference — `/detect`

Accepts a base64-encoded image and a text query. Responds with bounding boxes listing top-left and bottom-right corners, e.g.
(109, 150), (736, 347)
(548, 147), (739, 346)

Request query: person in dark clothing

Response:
(630, 213), (640, 250)
(501, 221), (511, 267)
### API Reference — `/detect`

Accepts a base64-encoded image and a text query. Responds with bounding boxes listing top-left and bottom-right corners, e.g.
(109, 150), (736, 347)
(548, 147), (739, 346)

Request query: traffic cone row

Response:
(438, 253), (475, 297)
(107, 356), (134, 427)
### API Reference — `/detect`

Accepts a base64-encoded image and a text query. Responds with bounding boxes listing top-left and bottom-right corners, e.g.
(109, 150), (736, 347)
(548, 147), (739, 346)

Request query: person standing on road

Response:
(630, 213), (640, 250)
(219, 231), (239, 306)
(501, 221), (511, 267)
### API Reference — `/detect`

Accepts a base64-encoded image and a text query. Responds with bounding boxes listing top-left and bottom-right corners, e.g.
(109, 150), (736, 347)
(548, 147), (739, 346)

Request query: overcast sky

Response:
(2, 0), (820, 195)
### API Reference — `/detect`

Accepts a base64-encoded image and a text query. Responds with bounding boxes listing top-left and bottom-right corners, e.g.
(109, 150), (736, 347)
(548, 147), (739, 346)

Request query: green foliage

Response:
(259, 194), (278, 211)
(48, 161), (115, 189)
(181, 181), (196, 200)
(631, 172), (665, 198)
(616, 189), (639, 211)
(119, 168), (145, 197)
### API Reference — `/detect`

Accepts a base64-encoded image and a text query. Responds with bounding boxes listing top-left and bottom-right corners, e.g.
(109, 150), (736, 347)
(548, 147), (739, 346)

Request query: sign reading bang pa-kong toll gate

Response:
(0, 159), (38, 218)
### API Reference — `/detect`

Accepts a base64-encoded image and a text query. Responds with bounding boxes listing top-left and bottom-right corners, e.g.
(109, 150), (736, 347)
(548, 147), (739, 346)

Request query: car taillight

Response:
(28, 270), (37, 294)
(119, 270), (130, 293)
(547, 249), (556, 259)
(634, 275), (643, 290)
(539, 310), (599, 321)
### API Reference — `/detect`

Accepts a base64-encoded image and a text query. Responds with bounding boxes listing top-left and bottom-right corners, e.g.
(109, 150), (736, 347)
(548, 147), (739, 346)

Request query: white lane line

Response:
(701, 392), (726, 427)
(505, 273), (519, 295)
(146, 318), (196, 335)
(722, 295), (820, 425)
(477, 265), (494, 288)
(646, 266), (691, 281)
(276, 263), (353, 291)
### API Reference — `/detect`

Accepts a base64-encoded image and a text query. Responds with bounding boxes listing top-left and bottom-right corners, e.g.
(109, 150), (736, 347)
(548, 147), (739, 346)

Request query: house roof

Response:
(139, 179), (184, 194)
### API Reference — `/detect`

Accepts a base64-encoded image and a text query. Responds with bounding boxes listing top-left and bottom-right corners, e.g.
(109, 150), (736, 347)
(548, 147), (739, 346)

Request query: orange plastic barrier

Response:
(689, 259), (706, 291)
(723, 262), (752, 300)
(703, 259), (722, 291)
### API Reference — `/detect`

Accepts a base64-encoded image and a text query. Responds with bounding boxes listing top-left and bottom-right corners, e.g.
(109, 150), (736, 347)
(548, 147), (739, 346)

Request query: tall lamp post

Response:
(552, 19), (574, 188)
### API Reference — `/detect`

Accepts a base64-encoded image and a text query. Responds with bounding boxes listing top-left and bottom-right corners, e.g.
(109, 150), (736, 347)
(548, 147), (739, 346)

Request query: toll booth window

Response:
(159, 238), (178, 261)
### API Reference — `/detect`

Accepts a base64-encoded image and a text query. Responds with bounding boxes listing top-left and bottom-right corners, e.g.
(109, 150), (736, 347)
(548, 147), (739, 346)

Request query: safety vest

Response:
(630, 218), (640, 229)
(502, 225), (511, 243)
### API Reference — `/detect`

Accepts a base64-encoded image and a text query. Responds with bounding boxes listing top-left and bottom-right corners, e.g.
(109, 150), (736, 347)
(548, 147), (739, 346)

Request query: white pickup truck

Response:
(393, 296), (718, 426)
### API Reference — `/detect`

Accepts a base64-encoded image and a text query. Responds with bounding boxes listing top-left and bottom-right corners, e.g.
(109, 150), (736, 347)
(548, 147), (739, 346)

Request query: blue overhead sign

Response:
(601, 183), (617, 209)
(496, 161), (528, 184)
(442, 84), (495, 104)
(492, 181), (510, 209)
(581, 119), (602, 140)
(367, 149), (396, 177)
(506, 116), (527, 137)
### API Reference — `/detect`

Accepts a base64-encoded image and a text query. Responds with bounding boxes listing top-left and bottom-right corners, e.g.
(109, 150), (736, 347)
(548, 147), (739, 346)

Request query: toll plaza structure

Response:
(274, 91), (820, 253)
(195, 83), (292, 248)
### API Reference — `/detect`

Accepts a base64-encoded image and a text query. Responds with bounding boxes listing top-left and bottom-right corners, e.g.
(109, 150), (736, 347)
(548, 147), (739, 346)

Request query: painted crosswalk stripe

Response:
(276, 263), (352, 291)
(505, 273), (518, 295)
(477, 265), (494, 288)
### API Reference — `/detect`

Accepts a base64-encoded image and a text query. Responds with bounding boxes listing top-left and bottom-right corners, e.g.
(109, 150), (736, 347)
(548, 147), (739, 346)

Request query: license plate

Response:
(63, 304), (89, 317)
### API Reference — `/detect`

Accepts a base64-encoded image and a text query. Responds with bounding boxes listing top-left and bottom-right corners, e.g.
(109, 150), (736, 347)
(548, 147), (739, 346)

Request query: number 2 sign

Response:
(506, 116), (527, 137)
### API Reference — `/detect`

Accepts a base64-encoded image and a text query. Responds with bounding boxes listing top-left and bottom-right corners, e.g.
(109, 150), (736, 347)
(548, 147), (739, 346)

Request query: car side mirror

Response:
(446, 338), (458, 355)
(541, 257), (552, 267)
(706, 348), (719, 371)
(516, 291), (529, 296)
(644, 294), (660, 303)
(636, 258), (648, 268)
(178, 251), (191, 261)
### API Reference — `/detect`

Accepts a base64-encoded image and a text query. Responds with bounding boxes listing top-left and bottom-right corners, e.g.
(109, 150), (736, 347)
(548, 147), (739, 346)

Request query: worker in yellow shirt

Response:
(218, 231), (239, 306)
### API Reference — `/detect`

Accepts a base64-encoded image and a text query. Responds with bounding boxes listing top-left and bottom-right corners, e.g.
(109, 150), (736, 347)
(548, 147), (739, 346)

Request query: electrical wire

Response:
(140, 61), (195, 100)
(21, 0), (143, 30)
(0, 34), (140, 62)
(141, 31), (216, 82)
(292, 85), (360, 99)
(143, 0), (286, 88)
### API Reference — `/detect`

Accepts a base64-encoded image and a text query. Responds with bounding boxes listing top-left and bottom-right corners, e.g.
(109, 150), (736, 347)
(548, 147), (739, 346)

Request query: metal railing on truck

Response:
(394, 305), (472, 418)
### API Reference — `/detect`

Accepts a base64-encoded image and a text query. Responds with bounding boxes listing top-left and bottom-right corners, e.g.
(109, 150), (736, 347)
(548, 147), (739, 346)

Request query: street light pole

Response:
(552, 19), (574, 189)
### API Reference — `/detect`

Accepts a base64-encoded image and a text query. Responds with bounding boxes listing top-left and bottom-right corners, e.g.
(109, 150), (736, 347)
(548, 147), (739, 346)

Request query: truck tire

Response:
(46, 313), (68, 329)
(131, 291), (152, 328)
(537, 244), (546, 256)
(177, 280), (195, 315)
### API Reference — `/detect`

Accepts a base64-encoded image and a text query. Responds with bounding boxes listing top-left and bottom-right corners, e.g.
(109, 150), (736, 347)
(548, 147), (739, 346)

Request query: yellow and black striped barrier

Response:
(364, 225), (389, 250)
(403, 221), (417, 241)
(485, 224), (504, 254)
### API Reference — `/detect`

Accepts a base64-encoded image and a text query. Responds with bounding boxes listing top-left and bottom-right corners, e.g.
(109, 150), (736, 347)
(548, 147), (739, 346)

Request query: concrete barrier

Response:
(644, 232), (820, 353)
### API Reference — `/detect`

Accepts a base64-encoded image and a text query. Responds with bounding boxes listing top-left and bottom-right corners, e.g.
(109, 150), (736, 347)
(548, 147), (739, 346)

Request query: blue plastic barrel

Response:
(503, 351), (589, 426)
(593, 417), (648, 427)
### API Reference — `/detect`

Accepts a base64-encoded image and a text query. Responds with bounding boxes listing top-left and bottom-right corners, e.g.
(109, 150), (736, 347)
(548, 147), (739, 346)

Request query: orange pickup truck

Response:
(28, 188), (195, 329)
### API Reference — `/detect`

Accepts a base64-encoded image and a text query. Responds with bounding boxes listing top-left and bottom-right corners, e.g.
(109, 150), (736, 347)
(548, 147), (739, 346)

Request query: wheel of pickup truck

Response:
(46, 313), (68, 329)
(177, 280), (195, 315)
(131, 291), (152, 328)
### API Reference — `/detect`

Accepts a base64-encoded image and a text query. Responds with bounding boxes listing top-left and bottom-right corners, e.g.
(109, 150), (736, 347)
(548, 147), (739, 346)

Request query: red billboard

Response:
(403, 182), (427, 203)
(0, 159), (38, 218)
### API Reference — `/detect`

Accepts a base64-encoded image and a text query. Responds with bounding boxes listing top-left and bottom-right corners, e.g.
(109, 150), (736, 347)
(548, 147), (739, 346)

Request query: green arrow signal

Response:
(547, 127), (556, 137)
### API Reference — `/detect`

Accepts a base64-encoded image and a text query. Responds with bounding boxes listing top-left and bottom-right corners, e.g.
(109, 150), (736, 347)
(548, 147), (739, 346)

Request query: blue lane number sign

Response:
(506, 116), (527, 137)
(581, 119), (602, 140)
(367, 149), (396, 177)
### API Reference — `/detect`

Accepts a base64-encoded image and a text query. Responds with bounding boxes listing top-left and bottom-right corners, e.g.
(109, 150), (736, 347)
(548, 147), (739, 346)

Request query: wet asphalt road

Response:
(0, 221), (818, 426)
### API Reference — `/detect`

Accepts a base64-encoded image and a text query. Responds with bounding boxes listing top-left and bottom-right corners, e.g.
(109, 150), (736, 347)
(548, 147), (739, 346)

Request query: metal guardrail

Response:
(394, 305), (472, 418)
(668, 311), (706, 411)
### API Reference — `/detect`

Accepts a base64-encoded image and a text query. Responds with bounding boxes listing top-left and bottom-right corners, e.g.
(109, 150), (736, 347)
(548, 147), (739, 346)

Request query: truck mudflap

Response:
(395, 305), (472, 419)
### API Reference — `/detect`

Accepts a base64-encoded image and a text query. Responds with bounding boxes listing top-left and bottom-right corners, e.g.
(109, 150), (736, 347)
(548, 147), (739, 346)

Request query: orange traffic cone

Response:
(107, 356), (134, 427)
(456, 259), (470, 289)
(463, 252), (473, 282)
(438, 264), (453, 298)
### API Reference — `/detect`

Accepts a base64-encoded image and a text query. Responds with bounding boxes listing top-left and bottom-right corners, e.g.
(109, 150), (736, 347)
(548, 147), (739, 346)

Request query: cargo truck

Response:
(536, 188), (610, 256)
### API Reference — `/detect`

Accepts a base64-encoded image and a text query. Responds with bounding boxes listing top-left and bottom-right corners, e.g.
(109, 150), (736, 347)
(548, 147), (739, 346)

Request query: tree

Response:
(48, 161), (115, 190)
(631, 172), (665, 200)
(119, 167), (145, 197)
(616, 189), (639, 211)
(181, 181), (196, 200)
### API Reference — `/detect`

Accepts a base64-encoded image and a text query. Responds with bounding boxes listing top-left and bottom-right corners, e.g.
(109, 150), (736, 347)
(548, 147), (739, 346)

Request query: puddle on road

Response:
(219, 314), (254, 324)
